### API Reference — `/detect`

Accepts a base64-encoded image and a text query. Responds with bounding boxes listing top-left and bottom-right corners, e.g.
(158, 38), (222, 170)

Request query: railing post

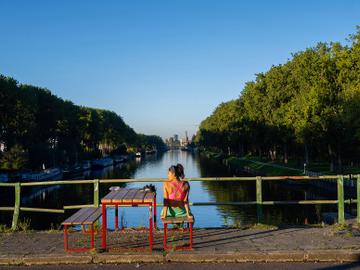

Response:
(256, 176), (263, 224)
(357, 175), (360, 224)
(337, 175), (344, 225)
(93, 179), (99, 207)
(11, 182), (21, 230)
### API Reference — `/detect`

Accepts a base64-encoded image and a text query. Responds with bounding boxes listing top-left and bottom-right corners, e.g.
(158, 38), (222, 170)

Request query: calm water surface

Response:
(1, 150), (348, 229)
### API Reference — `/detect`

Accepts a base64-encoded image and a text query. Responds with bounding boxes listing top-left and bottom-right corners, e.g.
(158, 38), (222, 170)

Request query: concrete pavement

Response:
(0, 225), (359, 265)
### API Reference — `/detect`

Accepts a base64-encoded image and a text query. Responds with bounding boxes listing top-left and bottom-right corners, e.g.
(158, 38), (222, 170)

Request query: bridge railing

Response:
(0, 175), (359, 230)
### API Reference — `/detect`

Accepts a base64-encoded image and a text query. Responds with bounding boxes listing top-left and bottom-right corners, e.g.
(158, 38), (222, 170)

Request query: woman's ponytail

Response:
(176, 163), (185, 179)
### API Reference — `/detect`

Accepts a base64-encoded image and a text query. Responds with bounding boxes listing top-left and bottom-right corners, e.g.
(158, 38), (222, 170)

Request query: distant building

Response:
(165, 136), (181, 148)
(180, 131), (191, 147)
(180, 138), (187, 147)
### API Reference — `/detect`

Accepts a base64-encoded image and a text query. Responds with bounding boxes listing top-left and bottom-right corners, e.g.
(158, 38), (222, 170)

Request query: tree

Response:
(0, 144), (28, 171)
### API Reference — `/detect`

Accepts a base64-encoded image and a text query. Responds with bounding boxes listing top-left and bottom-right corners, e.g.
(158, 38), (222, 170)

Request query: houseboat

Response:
(92, 157), (113, 169)
(22, 168), (63, 182)
(0, 174), (8, 183)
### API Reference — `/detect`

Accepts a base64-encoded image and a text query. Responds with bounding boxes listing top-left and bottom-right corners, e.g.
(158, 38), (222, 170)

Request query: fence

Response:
(0, 175), (359, 230)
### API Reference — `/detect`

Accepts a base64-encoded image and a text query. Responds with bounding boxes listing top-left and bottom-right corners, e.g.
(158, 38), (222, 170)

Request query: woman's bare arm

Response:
(184, 182), (192, 218)
(161, 183), (168, 218)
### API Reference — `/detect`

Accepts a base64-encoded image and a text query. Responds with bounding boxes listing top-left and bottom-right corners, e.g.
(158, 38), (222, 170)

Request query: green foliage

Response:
(0, 144), (28, 170)
(18, 218), (31, 232)
(196, 27), (360, 173)
(0, 75), (165, 169)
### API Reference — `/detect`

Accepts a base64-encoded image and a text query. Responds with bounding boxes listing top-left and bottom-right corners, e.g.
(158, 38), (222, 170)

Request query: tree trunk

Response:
(269, 145), (277, 161)
(304, 143), (309, 164)
(328, 144), (335, 172)
(273, 145), (277, 160)
(283, 143), (288, 164)
(258, 147), (262, 158)
(337, 143), (342, 172)
(239, 143), (244, 157)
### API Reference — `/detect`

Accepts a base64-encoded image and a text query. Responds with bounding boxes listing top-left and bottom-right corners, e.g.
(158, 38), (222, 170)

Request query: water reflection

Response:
(0, 150), (347, 229)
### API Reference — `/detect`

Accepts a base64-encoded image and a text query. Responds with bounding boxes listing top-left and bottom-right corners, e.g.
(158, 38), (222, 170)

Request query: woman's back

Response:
(166, 180), (188, 202)
(161, 164), (192, 218)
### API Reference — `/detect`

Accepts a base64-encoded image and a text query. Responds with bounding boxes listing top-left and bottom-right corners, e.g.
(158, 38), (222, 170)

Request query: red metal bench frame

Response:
(162, 217), (194, 250)
(101, 188), (156, 251)
(62, 207), (101, 252)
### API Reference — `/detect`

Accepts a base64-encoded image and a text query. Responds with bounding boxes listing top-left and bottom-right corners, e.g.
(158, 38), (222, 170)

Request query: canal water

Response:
(0, 150), (351, 230)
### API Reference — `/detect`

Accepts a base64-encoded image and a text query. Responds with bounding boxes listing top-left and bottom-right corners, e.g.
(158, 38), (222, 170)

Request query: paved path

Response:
(0, 225), (360, 265)
(2, 262), (360, 270)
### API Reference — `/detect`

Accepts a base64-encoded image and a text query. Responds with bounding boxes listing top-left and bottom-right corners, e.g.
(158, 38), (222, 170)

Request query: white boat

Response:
(92, 158), (113, 169)
(0, 173), (8, 182)
(22, 168), (63, 181)
(135, 152), (142, 157)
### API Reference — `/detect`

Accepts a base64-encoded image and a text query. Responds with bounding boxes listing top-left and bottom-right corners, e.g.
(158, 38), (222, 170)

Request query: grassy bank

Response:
(200, 149), (360, 176)
(226, 156), (303, 176)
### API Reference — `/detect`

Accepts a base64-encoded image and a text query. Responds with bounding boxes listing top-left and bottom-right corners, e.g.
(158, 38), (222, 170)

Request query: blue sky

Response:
(1, 0), (359, 139)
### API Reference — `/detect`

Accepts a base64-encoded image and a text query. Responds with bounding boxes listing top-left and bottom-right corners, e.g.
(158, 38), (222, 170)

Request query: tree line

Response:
(196, 27), (360, 172)
(0, 75), (165, 170)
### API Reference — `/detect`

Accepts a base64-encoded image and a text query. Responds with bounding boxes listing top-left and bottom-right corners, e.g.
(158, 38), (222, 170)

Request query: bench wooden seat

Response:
(161, 216), (194, 224)
(62, 207), (101, 252)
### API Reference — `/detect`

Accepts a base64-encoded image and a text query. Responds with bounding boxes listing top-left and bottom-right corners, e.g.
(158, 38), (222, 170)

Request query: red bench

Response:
(162, 216), (194, 250)
(62, 207), (101, 252)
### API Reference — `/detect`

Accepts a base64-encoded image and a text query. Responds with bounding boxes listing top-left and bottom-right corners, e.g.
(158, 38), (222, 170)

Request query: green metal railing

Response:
(0, 175), (359, 230)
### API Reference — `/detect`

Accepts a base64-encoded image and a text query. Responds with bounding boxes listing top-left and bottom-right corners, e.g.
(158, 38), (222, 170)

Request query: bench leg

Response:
(149, 205), (153, 250)
(102, 203), (107, 250)
(153, 195), (157, 229)
(64, 225), (69, 251)
(163, 223), (167, 250)
(189, 222), (193, 249)
(115, 204), (119, 230)
(91, 224), (95, 249)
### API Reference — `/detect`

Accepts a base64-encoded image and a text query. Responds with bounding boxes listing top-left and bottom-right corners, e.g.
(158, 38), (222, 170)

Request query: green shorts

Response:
(161, 207), (191, 217)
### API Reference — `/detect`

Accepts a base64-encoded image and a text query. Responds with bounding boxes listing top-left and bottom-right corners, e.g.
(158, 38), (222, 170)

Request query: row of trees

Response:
(196, 27), (360, 172)
(0, 75), (165, 170)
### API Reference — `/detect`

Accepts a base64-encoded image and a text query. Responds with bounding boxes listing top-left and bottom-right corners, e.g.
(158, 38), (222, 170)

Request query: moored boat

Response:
(92, 157), (113, 169)
(113, 155), (125, 164)
(82, 160), (91, 171)
(0, 173), (8, 183)
(145, 149), (156, 155)
(63, 164), (83, 179)
(21, 168), (63, 181)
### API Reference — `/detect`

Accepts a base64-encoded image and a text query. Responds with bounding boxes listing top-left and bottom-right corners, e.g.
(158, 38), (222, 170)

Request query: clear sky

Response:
(1, 0), (359, 139)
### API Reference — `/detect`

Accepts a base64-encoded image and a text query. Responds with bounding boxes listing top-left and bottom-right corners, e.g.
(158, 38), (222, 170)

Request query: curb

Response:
(166, 250), (360, 263)
(1, 250), (360, 265)
(93, 254), (164, 264)
(0, 255), (93, 266)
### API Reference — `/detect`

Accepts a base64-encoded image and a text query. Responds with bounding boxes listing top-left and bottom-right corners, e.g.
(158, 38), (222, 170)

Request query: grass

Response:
(0, 218), (32, 233)
(0, 224), (11, 233)
(248, 223), (279, 230)
(225, 155), (360, 176)
(226, 156), (303, 176)
(200, 148), (360, 176)
(18, 218), (31, 232)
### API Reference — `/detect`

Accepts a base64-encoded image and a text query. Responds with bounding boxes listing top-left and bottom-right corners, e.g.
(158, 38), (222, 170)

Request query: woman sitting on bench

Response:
(160, 164), (193, 219)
